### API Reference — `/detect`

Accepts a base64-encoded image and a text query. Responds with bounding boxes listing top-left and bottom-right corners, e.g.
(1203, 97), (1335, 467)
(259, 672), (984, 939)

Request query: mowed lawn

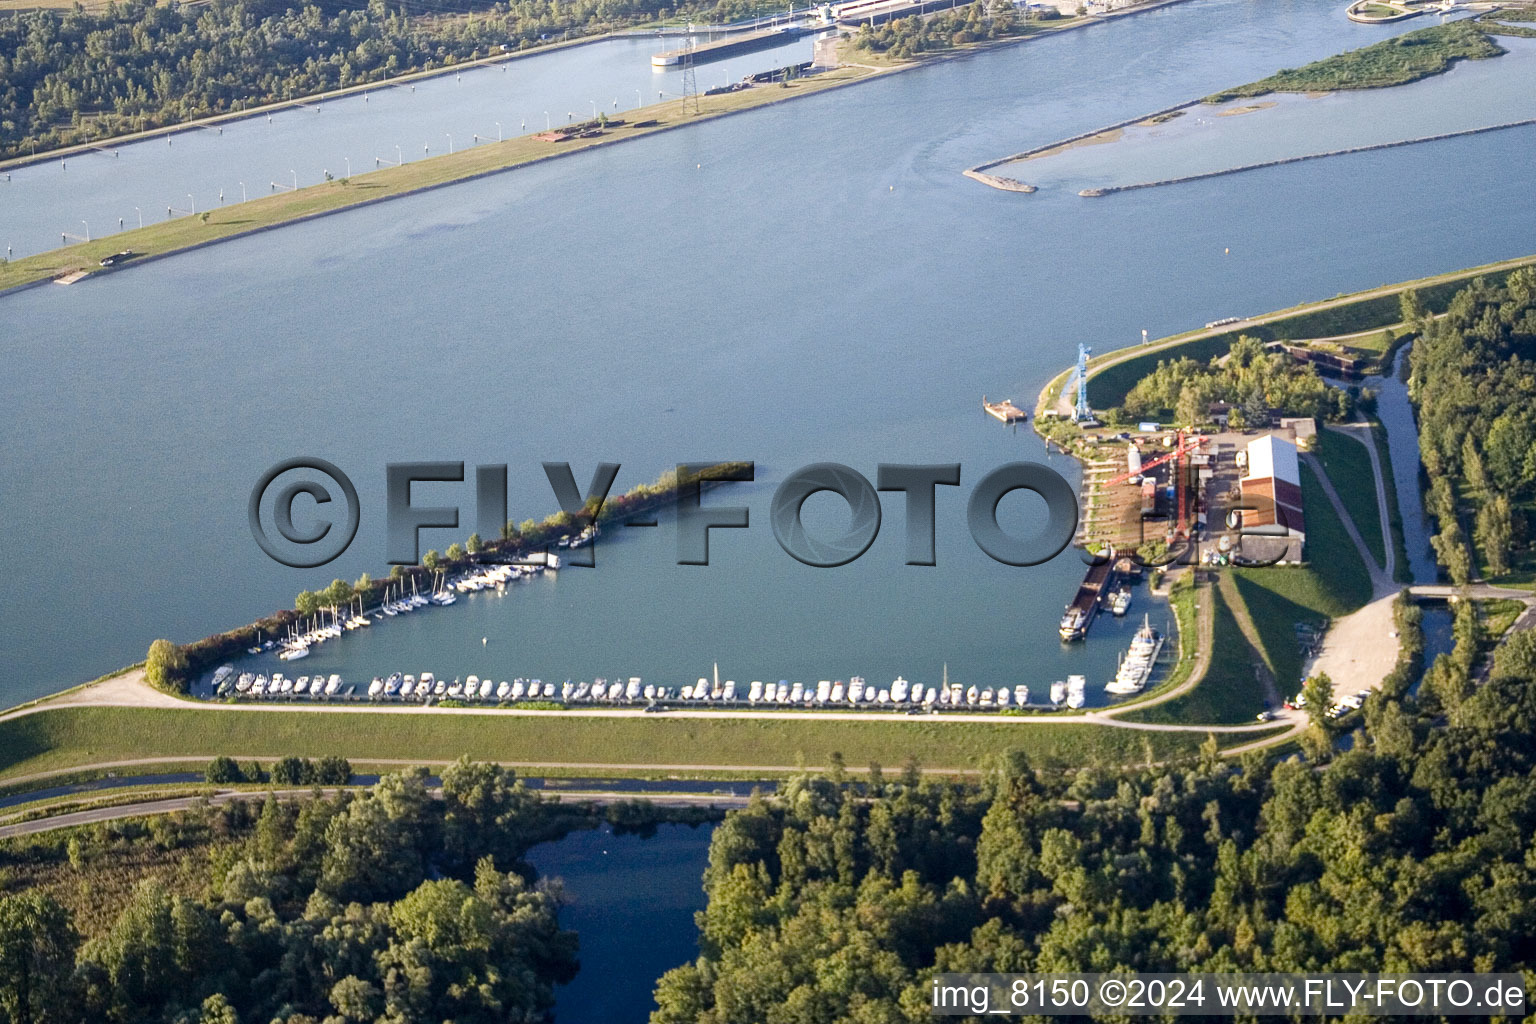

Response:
(1123, 585), (1266, 726)
(1230, 459), (1373, 689)
(0, 706), (1216, 782)
(1314, 428), (1386, 568)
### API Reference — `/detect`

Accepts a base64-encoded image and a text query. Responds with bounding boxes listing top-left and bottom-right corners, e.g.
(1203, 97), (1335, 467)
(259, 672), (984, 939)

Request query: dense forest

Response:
(1410, 268), (1536, 582)
(0, 759), (625, 1024)
(1115, 334), (1354, 426)
(651, 633), (1536, 1022)
(0, 0), (759, 159)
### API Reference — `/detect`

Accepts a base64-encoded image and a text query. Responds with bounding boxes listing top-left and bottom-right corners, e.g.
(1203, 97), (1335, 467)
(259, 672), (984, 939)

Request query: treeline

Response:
(204, 754), (353, 784)
(1410, 268), (1536, 582)
(651, 657), (1536, 1022)
(1113, 334), (1355, 425)
(849, 0), (1052, 60)
(0, 759), (587, 1024)
(0, 0), (747, 159)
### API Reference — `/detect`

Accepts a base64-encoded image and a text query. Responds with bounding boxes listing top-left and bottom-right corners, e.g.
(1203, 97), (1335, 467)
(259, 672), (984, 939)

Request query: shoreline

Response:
(0, 0), (1204, 297)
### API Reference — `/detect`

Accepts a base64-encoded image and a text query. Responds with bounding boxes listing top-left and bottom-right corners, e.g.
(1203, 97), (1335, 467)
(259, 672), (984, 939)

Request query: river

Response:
(4, 0), (1535, 708)
(527, 821), (716, 1021)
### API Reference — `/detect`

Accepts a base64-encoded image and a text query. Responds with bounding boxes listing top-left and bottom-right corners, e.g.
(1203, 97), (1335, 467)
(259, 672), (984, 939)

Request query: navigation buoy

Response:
(1224, 247), (1230, 254)
(482, 637), (488, 645)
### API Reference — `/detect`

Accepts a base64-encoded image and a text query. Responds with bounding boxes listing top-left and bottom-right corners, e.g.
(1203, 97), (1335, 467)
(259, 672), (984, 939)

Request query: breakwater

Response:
(1076, 116), (1536, 196)
(963, 100), (1191, 186)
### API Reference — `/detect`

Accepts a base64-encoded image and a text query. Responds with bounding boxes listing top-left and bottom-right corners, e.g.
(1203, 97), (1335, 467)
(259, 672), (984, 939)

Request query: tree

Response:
(466, 532), (481, 554)
(1484, 409), (1536, 494)
(0, 892), (79, 1024)
(199, 993), (239, 1024)
(1432, 521), (1472, 585)
(205, 756), (242, 784)
(295, 590), (321, 616)
(1302, 673), (1335, 729)
(314, 756), (352, 785)
(1398, 287), (1426, 326)
(272, 757), (312, 786)
(446, 542), (465, 561)
(1474, 494), (1514, 576)
(422, 550), (440, 569)
(144, 639), (187, 694)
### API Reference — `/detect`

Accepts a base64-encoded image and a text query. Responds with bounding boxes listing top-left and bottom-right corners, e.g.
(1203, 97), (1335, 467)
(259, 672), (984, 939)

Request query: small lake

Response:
(527, 821), (716, 1022)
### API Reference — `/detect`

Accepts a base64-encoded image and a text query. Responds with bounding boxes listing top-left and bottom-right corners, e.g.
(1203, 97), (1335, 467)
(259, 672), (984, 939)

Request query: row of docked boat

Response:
(216, 668), (347, 698)
(240, 558), (560, 666)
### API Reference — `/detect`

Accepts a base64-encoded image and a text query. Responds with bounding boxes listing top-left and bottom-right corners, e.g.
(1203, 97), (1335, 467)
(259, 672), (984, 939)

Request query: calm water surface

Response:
(5, 0), (1535, 707)
(527, 822), (715, 1021)
(0, 32), (820, 258)
(1017, 32), (1536, 189)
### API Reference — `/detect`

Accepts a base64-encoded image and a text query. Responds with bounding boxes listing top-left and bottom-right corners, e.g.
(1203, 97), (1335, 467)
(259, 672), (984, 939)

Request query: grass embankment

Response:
(1315, 429), (1386, 568)
(1205, 22), (1505, 102)
(1227, 460), (1372, 690)
(1081, 256), (1536, 410)
(0, 67), (875, 294)
(1367, 420), (1413, 584)
(0, 706), (1215, 783)
(1124, 585), (1265, 725)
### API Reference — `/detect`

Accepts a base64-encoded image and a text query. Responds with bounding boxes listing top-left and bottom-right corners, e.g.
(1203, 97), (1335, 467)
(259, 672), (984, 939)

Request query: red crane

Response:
(1104, 431), (1207, 539)
(1103, 432), (1206, 488)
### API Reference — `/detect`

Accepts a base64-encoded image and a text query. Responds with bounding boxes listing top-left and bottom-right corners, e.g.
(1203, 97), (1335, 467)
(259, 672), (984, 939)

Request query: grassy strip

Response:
(1122, 585), (1265, 725)
(1206, 22), (1505, 101)
(1315, 429), (1387, 568)
(0, 68), (875, 294)
(0, 707), (1212, 782)
(1295, 458), (1375, 612)
(1479, 599), (1526, 640)
(1368, 419), (1413, 584)
(1227, 461), (1373, 690)
(1081, 257), (1536, 410)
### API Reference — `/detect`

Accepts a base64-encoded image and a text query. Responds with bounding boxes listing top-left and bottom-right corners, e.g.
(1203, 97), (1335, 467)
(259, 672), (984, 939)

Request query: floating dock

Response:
(652, 27), (810, 67)
(983, 397), (1028, 423)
